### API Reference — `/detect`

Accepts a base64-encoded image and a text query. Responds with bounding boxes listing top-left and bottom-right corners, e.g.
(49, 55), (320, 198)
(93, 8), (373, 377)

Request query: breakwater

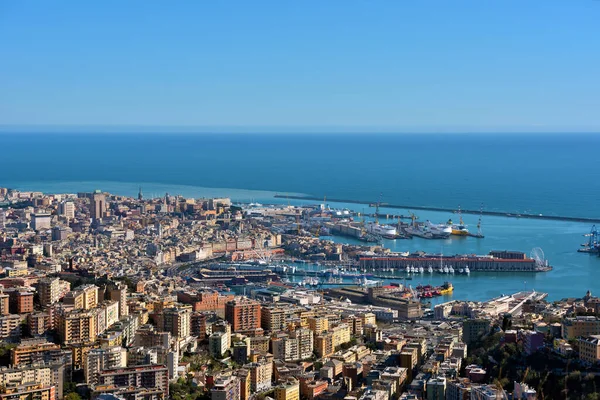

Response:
(274, 195), (600, 223)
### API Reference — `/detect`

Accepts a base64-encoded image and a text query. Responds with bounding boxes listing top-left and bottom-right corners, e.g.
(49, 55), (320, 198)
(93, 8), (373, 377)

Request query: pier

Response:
(274, 195), (600, 223)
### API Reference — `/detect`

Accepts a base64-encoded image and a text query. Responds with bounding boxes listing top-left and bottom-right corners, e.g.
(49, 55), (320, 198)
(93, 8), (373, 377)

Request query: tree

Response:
(64, 393), (81, 400)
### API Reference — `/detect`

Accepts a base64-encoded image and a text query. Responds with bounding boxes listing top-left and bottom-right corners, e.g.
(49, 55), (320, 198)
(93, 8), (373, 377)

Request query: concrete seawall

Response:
(273, 195), (600, 223)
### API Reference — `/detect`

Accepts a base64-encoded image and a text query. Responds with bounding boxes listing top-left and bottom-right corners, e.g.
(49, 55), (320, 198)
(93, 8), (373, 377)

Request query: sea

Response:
(1, 132), (599, 303)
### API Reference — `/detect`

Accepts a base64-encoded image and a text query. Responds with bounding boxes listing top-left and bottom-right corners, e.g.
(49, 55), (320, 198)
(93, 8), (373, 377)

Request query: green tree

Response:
(64, 393), (82, 400)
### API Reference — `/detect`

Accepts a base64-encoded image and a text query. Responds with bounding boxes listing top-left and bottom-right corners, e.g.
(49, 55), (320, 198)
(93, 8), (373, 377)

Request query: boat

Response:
(443, 266), (449, 274)
(366, 222), (398, 239)
(426, 221), (452, 237)
(448, 266), (454, 274)
(440, 282), (454, 294)
(427, 266), (433, 274)
(464, 266), (470, 275)
(447, 207), (469, 236)
(458, 268), (464, 274)
(418, 266), (424, 274)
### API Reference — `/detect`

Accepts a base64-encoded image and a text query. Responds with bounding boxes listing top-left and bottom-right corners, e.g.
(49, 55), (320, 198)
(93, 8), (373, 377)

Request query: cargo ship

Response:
(359, 249), (551, 272)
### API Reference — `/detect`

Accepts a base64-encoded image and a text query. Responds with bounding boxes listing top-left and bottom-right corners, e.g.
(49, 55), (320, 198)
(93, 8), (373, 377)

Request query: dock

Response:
(274, 194), (600, 224)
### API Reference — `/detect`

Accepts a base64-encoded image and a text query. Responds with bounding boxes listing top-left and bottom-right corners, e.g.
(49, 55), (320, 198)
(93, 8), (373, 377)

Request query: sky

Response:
(0, 0), (599, 133)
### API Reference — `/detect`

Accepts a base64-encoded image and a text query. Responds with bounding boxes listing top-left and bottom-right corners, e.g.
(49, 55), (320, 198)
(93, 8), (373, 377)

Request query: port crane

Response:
(584, 225), (599, 248)
(369, 193), (388, 224)
(408, 211), (418, 227)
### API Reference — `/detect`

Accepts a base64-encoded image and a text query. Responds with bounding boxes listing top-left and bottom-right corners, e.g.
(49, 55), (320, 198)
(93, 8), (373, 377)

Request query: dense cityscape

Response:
(0, 187), (599, 400)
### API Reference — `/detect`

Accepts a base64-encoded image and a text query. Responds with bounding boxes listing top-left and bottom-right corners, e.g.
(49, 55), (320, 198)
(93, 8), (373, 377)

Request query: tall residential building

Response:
(225, 298), (261, 333)
(85, 347), (127, 386)
(8, 290), (34, 314)
(0, 383), (56, 400)
(275, 378), (300, 400)
(331, 324), (351, 349)
(212, 375), (241, 400)
(446, 379), (472, 400)
(58, 309), (97, 345)
(158, 306), (191, 339)
(426, 376), (446, 400)
(190, 312), (208, 340)
(95, 364), (169, 399)
(63, 284), (99, 310)
(462, 319), (491, 344)
(59, 201), (75, 220)
(28, 311), (54, 337)
(31, 213), (52, 231)
(562, 316), (600, 339)
(209, 332), (229, 358)
(38, 277), (62, 307)
(261, 306), (289, 332)
(10, 341), (65, 366)
(90, 191), (107, 221)
(110, 284), (129, 319)
(0, 292), (10, 315)
(0, 314), (22, 341)
(307, 316), (329, 335)
(578, 335), (600, 364)
(247, 359), (273, 392)
(315, 333), (334, 358)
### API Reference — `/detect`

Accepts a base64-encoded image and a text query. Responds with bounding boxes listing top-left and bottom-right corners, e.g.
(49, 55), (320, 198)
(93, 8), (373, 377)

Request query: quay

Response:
(274, 194), (600, 223)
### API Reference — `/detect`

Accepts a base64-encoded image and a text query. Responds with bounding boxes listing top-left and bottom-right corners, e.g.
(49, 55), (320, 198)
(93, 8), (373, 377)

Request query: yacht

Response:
(419, 266), (424, 274)
(449, 266), (455, 274)
(428, 266), (433, 274)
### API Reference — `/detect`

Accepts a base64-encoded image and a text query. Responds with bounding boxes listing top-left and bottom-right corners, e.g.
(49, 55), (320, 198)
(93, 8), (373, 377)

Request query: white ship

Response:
(426, 221), (453, 237)
(419, 266), (424, 274)
(428, 266), (433, 274)
(366, 222), (397, 238)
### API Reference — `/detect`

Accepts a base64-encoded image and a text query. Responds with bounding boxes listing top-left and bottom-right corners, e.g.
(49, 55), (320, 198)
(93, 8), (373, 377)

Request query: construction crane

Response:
(369, 193), (388, 224)
(408, 211), (418, 227)
(584, 225), (599, 248)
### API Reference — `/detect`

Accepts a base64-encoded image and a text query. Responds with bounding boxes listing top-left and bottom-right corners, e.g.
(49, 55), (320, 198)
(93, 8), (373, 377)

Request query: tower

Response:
(138, 187), (143, 201)
(90, 191), (106, 222)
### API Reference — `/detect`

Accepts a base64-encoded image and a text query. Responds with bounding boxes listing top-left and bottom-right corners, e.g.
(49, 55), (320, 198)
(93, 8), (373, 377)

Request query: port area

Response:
(274, 194), (600, 223)
(578, 224), (600, 254)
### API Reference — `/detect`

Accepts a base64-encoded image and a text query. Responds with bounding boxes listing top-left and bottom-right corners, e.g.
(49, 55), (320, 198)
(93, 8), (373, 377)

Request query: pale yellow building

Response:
(307, 316), (329, 335)
(578, 335), (600, 364)
(274, 377), (300, 400)
(58, 309), (97, 345)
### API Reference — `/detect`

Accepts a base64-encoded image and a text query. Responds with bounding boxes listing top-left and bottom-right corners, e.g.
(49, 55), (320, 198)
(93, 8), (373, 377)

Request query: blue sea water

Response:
(1, 132), (599, 301)
(2, 132), (600, 218)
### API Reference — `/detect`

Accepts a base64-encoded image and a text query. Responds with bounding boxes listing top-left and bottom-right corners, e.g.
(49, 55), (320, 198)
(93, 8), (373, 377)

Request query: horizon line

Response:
(1, 124), (600, 135)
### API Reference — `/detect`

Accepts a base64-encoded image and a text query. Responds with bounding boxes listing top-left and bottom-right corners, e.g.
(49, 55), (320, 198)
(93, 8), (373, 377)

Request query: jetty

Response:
(274, 195), (600, 224)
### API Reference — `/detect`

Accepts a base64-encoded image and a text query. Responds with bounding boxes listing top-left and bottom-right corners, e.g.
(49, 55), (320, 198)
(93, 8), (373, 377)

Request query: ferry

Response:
(366, 222), (398, 239)
(447, 218), (469, 236)
(426, 221), (453, 236)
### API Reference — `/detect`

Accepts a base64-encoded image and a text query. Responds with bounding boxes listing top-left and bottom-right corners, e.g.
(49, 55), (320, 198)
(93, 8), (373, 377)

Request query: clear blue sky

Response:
(1, 0), (599, 132)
